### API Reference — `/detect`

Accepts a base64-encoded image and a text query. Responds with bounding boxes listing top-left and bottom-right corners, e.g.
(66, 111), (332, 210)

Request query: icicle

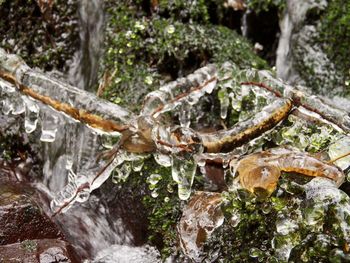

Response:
(171, 155), (197, 200)
(218, 87), (229, 119)
(23, 97), (39, 133)
(2, 97), (13, 115)
(179, 102), (191, 128)
(40, 111), (59, 142)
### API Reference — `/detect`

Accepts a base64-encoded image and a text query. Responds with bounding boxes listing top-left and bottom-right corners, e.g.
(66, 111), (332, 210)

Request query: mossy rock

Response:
(288, 0), (350, 96)
(100, 1), (267, 112)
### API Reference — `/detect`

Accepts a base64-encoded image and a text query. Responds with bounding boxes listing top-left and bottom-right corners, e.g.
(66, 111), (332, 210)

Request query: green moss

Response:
(290, 0), (350, 95)
(204, 174), (350, 262)
(118, 158), (182, 259)
(156, 0), (210, 23)
(246, 0), (286, 13)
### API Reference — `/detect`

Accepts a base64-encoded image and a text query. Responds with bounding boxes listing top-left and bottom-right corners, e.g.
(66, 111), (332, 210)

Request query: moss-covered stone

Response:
(317, 0), (350, 94)
(284, 0), (350, 96)
(115, 158), (182, 260)
(100, 1), (267, 112)
(203, 176), (350, 262)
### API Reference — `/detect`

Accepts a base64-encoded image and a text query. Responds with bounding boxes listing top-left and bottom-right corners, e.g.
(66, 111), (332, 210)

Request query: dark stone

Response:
(0, 239), (80, 263)
(0, 174), (64, 245)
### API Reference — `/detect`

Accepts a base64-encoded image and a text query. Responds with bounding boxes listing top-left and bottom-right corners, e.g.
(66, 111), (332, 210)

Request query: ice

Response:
(328, 136), (350, 170)
(153, 152), (172, 167)
(50, 175), (90, 214)
(40, 111), (59, 142)
(178, 102), (191, 128)
(23, 97), (40, 133)
(171, 155), (197, 200)
(218, 88), (230, 119)
(147, 174), (162, 185)
(111, 161), (132, 183)
(11, 96), (25, 115)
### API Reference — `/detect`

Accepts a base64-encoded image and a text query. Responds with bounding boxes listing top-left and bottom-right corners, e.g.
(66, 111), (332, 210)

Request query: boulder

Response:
(0, 178), (64, 245)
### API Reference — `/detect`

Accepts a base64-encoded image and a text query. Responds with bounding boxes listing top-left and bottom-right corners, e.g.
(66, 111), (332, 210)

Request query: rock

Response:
(0, 178), (64, 245)
(178, 191), (224, 262)
(276, 0), (349, 95)
(0, 239), (80, 263)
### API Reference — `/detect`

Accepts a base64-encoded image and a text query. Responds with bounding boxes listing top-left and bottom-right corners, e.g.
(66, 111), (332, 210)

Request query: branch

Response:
(141, 64), (217, 116)
(0, 49), (133, 133)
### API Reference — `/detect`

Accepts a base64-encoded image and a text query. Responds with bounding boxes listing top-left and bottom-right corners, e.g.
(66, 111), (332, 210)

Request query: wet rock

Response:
(0, 176), (64, 245)
(0, 239), (80, 263)
(178, 191), (224, 262)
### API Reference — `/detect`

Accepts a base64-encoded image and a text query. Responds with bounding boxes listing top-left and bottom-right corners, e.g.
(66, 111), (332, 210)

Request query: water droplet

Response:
(132, 158), (144, 172)
(249, 248), (262, 258)
(167, 183), (174, 193)
(154, 153), (172, 167)
(147, 174), (162, 185)
(166, 25), (175, 34)
(151, 189), (159, 198)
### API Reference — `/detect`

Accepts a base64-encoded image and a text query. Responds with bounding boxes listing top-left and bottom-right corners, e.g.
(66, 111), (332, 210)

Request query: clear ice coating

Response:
(328, 136), (350, 170)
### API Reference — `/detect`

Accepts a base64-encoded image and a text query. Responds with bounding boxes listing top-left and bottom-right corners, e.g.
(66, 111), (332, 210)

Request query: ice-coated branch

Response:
(240, 70), (350, 134)
(141, 64), (217, 117)
(0, 48), (134, 133)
